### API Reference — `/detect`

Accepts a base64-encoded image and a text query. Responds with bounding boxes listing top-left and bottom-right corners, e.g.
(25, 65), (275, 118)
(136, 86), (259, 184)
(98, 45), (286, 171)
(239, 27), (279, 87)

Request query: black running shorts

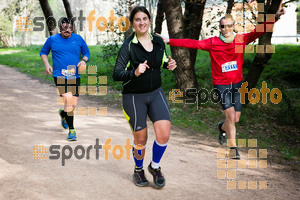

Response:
(213, 82), (242, 112)
(54, 77), (80, 97)
(122, 87), (171, 132)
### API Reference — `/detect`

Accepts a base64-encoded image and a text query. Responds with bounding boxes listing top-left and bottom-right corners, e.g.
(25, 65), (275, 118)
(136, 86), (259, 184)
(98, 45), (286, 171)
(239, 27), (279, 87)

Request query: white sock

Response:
(151, 161), (160, 169)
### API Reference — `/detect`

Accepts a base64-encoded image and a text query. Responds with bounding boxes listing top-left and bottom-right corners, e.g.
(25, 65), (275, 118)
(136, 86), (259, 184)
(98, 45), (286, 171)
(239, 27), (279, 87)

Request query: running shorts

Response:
(122, 87), (171, 132)
(213, 81), (242, 111)
(54, 77), (80, 97)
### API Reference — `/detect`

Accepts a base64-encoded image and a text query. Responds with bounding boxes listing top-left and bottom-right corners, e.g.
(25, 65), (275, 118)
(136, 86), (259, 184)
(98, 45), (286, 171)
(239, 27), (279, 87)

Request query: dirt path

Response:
(0, 65), (298, 200)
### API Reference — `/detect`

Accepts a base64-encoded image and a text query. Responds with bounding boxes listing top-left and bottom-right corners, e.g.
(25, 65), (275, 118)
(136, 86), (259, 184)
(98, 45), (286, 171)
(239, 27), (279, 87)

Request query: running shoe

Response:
(59, 108), (68, 129)
(132, 168), (149, 187)
(218, 122), (226, 145)
(67, 129), (77, 141)
(229, 147), (241, 160)
(148, 163), (166, 188)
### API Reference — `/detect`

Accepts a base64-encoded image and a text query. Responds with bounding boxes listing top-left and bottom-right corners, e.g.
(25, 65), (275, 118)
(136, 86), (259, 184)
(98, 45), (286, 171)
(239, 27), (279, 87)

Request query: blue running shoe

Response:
(67, 129), (77, 141)
(59, 108), (68, 129)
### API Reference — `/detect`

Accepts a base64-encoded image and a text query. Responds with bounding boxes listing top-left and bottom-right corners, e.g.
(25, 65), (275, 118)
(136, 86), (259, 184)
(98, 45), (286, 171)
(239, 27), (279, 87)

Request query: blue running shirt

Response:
(40, 33), (90, 78)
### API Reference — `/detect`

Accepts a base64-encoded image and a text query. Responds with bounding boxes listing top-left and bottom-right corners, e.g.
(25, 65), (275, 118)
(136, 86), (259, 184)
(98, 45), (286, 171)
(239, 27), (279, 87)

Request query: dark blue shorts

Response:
(122, 87), (171, 132)
(213, 82), (242, 112)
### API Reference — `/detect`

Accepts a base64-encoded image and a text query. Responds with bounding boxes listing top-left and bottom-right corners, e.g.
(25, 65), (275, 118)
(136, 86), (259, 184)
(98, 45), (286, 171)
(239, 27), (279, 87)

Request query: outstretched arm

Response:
(275, 1), (286, 19)
(156, 33), (170, 43)
(156, 33), (211, 51)
(244, 0), (286, 44)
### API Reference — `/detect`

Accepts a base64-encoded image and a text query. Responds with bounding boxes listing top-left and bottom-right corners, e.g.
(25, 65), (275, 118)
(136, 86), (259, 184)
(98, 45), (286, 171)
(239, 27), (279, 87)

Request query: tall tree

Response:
(163, 0), (198, 90)
(244, 0), (283, 94)
(124, 0), (135, 38)
(183, 0), (206, 76)
(61, 0), (76, 33)
(1, 0), (23, 47)
(0, 13), (13, 47)
(154, 0), (164, 34)
(163, 0), (207, 90)
(226, 0), (235, 14)
(148, 0), (153, 33)
(62, 0), (73, 18)
(39, 0), (57, 35)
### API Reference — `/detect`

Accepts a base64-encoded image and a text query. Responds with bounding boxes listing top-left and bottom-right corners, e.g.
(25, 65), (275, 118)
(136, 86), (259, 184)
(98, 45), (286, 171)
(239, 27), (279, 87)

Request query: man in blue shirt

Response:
(40, 18), (90, 141)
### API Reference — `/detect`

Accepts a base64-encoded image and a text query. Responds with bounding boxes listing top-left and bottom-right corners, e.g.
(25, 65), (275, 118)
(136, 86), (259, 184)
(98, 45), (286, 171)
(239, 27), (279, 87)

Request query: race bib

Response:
(221, 61), (237, 73)
(62, 65), (76, 76)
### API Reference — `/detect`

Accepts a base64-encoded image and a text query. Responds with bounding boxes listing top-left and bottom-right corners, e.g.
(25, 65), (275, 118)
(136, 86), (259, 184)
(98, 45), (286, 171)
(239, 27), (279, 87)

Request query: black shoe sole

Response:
(218, 122), (226, 145)
(219, 134), (226, 145)
(148, 165), (165, 188)
(132, 174), (149, 187)
(229, 148), (241, 160)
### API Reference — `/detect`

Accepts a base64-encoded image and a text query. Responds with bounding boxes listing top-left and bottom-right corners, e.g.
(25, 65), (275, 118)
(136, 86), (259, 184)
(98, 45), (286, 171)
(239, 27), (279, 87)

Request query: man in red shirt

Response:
(158, 2), (285, 159)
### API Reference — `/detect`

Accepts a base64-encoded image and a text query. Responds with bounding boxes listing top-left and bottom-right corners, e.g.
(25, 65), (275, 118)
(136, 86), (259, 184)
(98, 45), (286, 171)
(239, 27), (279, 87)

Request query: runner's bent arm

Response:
(40, 37), (53, 74)
(77, 37), (90, 71)
(80, 36), (90, 62)
(161, 51), (176, 71)
(113, 42), (136, 82)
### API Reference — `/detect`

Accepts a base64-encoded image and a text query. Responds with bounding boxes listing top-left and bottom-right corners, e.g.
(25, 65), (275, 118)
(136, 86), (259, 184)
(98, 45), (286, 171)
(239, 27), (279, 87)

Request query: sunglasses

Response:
(220, 24), (234, 29)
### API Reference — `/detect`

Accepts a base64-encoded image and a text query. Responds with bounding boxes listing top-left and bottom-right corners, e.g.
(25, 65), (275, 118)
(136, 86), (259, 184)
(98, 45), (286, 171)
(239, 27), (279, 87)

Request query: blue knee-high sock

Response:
(152, 140), (168, 169)
(132, 144), (145, 168)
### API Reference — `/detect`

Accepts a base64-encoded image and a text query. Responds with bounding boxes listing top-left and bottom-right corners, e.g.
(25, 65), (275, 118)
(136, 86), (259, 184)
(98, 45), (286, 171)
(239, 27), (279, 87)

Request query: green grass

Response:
(0, 47), (23, 52)
(0, 44), (299, 163)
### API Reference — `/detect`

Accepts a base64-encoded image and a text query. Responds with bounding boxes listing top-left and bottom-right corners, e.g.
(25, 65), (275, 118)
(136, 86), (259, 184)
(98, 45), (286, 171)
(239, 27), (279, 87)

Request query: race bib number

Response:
(221, 61), (237, 73)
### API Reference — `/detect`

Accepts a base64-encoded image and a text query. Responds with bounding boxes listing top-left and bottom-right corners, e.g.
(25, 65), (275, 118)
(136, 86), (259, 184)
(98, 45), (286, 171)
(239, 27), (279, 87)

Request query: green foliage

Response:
(0, 0), (22, 38)
(262, 45), (300, 88)
(2, 0), (24, 21)
(0, 12), (13, 36)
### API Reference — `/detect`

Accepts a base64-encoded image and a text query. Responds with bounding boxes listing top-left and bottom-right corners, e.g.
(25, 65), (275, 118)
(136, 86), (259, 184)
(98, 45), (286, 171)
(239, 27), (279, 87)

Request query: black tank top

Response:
(146, 48), (156, 68)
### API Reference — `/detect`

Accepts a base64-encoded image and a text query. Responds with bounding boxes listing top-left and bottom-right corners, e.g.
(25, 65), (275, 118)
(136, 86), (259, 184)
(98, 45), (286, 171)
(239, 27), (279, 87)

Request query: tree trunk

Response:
(21, 31), (25, 47)
(183, 0), (206, 74)
(148, 0), (153, 33)
(244, 0), (282, 101)
(163, 0), (198, 90)
(38, 0), (57, 35)
(62, 0), (73, 19)
(245, 33), (273, 90)
(1, 35), (10, 48)
(154, 0), (164, 34)
(124, 0), (135, 38)
(62, 0), (76, 33)
(226, 0), (235, 14)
